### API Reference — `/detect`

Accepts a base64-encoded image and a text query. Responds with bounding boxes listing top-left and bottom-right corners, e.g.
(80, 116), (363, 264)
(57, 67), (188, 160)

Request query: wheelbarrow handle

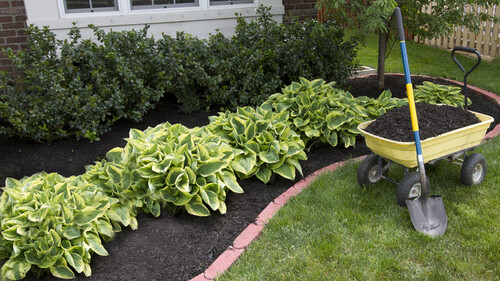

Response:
(451, 46), (481, 73)
(451, 46), (481, 110)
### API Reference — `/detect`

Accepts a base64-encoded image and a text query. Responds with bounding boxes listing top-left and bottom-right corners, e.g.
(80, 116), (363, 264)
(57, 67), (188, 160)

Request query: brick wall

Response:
(0, 0), (27, 75)
(283, 0), (318, 23)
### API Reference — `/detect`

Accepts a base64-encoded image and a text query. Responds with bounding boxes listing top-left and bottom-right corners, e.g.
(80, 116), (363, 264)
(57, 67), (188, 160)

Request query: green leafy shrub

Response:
(204, 7), (284, 109)
(74, 24), (166, 122)
(156, 32), (212, 113)
(0, 7), (359, 139)
(85, 123), (243, 217)
(0, 25), (164, 142)
(0, 173), (125, 280)
(413, 81), (471, 107)
(279, 17), (359, 87)
(202, 5), (359, 110)
(207, 106), (307, 183)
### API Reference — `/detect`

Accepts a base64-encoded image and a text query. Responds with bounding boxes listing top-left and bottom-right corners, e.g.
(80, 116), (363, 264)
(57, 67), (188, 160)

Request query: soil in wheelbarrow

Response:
(0, 74), (498, 281)
(364, 103), (482, 142)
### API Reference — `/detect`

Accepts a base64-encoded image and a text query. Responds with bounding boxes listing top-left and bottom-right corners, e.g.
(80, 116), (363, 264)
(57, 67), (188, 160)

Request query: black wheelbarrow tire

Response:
(357, 154), (388, 186)
(397, 172), (430, 207)
(460, 153), (487, 186)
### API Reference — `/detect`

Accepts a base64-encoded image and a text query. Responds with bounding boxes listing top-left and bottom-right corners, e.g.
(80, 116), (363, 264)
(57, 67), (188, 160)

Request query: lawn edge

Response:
(192, 73), (500, 281)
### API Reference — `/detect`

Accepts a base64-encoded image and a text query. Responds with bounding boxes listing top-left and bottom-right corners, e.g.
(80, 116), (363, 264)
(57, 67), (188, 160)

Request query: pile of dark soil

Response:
(0, 74), (497, 281)
(365, 103), (481, 142)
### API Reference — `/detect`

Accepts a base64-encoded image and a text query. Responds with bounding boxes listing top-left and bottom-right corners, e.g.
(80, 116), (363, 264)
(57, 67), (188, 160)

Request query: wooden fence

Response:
(414, 4), (499, 58)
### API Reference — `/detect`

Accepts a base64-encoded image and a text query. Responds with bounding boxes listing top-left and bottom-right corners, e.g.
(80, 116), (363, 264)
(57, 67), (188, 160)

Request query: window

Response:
(131, 0), (198, 9)
(63, 0), (253, 14)
(65, 0), (118, 13)
(210, 0), (252, 6)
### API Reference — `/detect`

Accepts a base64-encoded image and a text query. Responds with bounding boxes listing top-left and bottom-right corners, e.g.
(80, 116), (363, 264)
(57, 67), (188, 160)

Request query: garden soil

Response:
(365, 103), (481, 142)
(0, 74), (498, 281)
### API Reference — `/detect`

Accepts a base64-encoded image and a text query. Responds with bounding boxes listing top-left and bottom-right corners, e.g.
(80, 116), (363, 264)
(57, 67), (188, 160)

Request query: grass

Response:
(218, 37), (500, 280)
(349, 31), (500, 95)
(219, 136), (500, 281)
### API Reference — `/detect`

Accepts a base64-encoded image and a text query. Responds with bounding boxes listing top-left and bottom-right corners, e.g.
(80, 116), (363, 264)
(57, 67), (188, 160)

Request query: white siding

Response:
(24, 0), (285, 39)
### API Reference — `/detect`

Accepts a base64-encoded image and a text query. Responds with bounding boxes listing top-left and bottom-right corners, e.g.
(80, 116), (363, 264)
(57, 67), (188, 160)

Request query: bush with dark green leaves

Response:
(0, 25), (164, 142)
(0, 6), (359, 141)
(201, 5), (360, 110)
(155, 32), (213, 113)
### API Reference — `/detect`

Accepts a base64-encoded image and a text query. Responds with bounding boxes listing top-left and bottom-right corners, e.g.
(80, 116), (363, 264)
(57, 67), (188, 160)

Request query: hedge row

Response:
(0, 6), (360, 142)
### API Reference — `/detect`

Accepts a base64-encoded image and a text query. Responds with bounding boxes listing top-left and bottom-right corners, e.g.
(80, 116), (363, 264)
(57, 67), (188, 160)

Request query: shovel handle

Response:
(395, 7), (428, 190)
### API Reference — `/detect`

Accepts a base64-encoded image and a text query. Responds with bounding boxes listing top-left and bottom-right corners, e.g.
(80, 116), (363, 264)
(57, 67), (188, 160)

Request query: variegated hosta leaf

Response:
(262, 77), (405, 148)
(0, 172), (118, 280)
(207, 106), (306, 183)
(413, 81), (470, 108)
(95, 122), (242, 217)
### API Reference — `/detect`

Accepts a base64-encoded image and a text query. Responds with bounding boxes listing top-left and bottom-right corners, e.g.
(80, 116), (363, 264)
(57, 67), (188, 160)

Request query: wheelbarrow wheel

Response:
(357, 154), (388, 186)
(397, 172), (430, 207)
(460, 153), (487, 186)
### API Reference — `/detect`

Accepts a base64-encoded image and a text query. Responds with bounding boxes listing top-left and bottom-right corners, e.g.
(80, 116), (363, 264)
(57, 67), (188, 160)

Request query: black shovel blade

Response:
(405, 195), (447, 237)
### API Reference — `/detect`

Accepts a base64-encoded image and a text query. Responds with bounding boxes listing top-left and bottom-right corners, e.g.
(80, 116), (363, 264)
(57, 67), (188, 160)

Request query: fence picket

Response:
(483, 6), (494, 56)
(492, 5), (500, 56)
(414, 4), (499, 57)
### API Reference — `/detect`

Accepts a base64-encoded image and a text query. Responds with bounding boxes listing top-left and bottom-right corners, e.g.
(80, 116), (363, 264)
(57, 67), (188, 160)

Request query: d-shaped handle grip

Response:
(451, 46), (481, 73)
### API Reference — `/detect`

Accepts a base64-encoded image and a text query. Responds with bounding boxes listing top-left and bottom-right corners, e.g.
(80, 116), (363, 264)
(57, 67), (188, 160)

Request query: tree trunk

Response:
(377, 30), (389, 92)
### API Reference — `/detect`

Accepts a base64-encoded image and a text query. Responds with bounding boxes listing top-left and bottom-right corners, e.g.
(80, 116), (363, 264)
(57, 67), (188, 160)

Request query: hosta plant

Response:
(207, 106), (307, 184)
(262, 78), (369, 148)
(86, 122), (243, 217)
(356, 90), (407, 119)
(413, 81), (471, 107)
(0, 173), (123, 280)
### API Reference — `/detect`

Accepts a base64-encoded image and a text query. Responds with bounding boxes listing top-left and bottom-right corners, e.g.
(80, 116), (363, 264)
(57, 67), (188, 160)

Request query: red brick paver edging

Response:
(191, 156), (366, 281)
(191, 74), (500, 280)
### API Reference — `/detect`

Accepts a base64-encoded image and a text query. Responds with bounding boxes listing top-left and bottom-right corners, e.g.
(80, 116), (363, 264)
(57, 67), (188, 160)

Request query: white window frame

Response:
(58, 0), (257, 18)
(210, 0), (253, 6)
(130, 0), (199, 10)
(26, 0), (283, 39)
(64, 0), (119, 13)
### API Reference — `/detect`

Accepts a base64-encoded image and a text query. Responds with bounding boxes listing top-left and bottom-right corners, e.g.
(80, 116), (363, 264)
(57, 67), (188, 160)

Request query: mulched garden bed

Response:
(365, 103), (481, 142)
(0, 74), (498, 281)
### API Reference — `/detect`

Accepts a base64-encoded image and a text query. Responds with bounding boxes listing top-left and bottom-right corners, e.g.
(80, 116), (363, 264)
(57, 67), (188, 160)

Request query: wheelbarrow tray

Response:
(358, 110), (494, 168)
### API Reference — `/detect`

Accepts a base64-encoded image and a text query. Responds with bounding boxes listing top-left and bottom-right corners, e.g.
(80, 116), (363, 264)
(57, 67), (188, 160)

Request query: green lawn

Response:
(218, 36), (500, 281)
(219, 136), (500, 281)
(351, 31), (500, 95)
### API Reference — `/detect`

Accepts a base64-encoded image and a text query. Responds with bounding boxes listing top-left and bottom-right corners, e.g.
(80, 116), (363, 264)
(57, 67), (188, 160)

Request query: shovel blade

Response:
(406, 195), (447, 237)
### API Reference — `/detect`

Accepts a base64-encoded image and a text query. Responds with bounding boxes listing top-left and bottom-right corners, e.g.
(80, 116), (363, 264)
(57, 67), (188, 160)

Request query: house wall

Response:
(0, 0), (27, 74)
(23, 0), (285, 40)
(0, 0), (319, 75)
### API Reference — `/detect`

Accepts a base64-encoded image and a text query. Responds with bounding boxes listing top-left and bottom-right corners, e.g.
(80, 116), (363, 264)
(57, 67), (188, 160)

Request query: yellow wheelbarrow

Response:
(356, 7), (494, 237)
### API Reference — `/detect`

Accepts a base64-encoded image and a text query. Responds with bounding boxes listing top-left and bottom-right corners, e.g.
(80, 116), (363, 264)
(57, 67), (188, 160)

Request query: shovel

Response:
(406, 196), (447, 237)
(395, 7), (447, 236)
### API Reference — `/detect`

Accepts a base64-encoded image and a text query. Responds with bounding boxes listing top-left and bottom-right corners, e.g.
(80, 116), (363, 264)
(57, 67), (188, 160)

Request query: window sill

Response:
(28, 4), (283, 30)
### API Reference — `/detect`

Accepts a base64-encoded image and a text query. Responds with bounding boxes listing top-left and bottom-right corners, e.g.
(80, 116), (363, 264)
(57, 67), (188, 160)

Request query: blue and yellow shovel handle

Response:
(395, 7), (426, 181)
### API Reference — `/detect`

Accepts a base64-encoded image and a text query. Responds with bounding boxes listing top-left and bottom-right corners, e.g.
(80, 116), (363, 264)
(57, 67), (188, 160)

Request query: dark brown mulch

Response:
(0, 74), (497, 281)
(365, 103), (481, 142)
